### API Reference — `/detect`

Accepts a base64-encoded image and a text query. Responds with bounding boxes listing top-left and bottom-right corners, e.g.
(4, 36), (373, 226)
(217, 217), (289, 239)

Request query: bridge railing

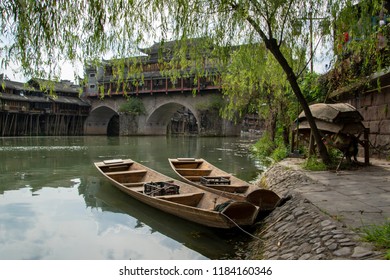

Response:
(86, 76), (221, 97)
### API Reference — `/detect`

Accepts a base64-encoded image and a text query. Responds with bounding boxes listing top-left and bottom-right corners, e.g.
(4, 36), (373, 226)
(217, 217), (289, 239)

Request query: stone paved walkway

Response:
(279, 158), (390, 230)
(247, 158), (390, 259)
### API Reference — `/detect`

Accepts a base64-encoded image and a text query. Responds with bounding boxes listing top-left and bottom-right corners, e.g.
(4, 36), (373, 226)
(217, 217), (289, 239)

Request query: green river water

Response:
(0, 136), (266, 260)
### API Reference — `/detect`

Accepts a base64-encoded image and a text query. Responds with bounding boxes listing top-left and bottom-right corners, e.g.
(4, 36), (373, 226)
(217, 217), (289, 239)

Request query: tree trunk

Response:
(265, 39), (331, 164)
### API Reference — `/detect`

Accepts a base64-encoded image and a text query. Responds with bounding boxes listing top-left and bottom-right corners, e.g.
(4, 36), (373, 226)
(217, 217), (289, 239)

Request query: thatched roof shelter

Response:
(296, 103), (365, 135)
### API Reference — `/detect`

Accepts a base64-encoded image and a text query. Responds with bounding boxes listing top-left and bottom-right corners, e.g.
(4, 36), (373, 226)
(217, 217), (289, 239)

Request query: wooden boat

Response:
(94, 159), (259, 229)
(168, 158), (280, 210)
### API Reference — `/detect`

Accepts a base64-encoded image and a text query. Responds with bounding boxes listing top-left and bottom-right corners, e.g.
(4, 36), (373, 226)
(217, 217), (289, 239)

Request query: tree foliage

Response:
(325, 0), (390, 92)
(220, 44), (294, 141)
(1, 0), (386, 164)
(118, 97), (146, 115)
(0, 0), (334, 77)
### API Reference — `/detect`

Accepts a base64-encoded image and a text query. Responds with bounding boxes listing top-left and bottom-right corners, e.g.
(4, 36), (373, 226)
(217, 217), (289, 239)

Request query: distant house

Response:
(0, 75), (90, 136)
(27, 78), (90, 116)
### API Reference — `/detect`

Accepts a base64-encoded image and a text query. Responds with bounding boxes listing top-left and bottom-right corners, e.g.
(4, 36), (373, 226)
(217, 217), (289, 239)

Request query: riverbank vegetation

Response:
(361, 221), (390, 259)
(246, 71), (329, 165)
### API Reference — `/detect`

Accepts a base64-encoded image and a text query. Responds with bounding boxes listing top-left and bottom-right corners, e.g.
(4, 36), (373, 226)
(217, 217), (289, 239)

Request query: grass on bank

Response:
(251, 132), (288, 164)
(250, 132), (344, 171)
(361, 221), (390, 259)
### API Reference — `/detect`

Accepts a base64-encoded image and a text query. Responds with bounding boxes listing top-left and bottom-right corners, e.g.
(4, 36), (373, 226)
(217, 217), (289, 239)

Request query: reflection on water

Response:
(0, 136), (263, 260)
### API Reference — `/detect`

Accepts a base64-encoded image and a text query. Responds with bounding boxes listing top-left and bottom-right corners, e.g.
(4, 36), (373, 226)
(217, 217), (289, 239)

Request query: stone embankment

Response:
(246, 163), (385, 260)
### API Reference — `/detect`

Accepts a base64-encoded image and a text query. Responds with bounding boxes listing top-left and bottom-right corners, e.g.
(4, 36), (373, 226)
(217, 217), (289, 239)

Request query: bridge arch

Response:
(84, 105), (119, 135)
(143, 101), (200, 135)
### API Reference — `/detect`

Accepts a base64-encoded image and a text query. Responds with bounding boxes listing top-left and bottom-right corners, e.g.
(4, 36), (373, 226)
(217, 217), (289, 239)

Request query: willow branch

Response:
(279, 0), (295, 47)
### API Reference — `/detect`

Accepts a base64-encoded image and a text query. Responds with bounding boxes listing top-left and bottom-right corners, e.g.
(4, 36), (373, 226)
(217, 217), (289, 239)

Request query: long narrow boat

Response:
(168, 158), (280, 210)
(94, 159), (259, 229)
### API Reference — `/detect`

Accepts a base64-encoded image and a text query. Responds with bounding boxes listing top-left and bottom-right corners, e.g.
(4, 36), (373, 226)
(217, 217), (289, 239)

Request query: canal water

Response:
(0, 136), (266, 260)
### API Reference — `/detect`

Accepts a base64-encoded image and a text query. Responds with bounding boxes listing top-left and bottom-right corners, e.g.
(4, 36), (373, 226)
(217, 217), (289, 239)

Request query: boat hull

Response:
(169, 158), (280, 211)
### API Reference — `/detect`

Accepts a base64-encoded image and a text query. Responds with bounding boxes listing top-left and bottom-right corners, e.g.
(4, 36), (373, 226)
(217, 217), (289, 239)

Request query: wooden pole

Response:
(308, 131), (316, 156)
(2, 113), (8, 136)
(364, 128), (370, 165)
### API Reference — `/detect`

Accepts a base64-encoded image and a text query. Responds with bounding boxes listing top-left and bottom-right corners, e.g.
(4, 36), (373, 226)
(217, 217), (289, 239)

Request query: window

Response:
(89, 84), (96, 89)
(89, 73), (96, 78)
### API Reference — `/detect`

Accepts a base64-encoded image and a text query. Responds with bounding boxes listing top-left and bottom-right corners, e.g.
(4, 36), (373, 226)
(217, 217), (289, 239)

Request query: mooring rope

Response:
(220, 212), (261, 241)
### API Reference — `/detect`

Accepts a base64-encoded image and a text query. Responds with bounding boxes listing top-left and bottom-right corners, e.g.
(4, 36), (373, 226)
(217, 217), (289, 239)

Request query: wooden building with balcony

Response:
(84, 38), (222, 97)
(0, 75), (90, 136)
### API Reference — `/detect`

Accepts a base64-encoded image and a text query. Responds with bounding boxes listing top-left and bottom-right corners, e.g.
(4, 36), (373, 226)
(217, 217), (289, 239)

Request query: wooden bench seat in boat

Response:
(98, 160), (135, 173)
(175, 168), (212, 176)
(105, 169), (147, 176)
(157, 192), (205, 207)
(183, 176), (247, 193)
(204, 184), (249, 193)
(172, 159), (204, 169)
(184, 175), (203, 181)
(102, 159), (134, 166)
(184, 175), (230, 181)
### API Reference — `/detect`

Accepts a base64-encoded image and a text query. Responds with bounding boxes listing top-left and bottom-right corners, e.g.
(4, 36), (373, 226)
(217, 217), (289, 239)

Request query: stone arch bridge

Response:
(84, 91), (241, 136)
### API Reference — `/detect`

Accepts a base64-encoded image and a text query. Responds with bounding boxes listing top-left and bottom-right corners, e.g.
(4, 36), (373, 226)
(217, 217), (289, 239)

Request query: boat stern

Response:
(219, 201), (259, 227)
(246, 189), (281, 211)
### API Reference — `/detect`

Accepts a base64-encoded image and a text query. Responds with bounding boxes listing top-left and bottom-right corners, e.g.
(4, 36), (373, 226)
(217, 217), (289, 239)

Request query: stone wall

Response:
(333, 81), (390, 159)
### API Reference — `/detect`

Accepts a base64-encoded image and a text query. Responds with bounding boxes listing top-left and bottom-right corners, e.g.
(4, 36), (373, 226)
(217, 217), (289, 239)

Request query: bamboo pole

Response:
(2, 113), (9, 136)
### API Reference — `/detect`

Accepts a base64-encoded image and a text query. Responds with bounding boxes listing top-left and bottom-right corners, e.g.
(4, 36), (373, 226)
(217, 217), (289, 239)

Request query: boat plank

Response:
(203, 184), (249, 193)
(157, 192), (205, 207)
(106, 169), (147, 176)
(175, 168), (212, 176)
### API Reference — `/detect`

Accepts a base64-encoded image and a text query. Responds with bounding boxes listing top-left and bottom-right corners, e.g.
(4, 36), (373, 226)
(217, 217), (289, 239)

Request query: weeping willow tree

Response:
(220, 43), (295, 144)
(0, 0), (387, 164)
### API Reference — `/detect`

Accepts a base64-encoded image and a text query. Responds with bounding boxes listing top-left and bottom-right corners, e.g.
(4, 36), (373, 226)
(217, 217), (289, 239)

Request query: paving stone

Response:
(309, 237), (321, 244)
(285, 215), (295, 221)
(333, 247), (352, 257)
(310, 254), (327, 260)
(322, 235), (332, 242)
(338, 238), (351, 243)
(323, 224), (337, 231)
(320, 231), (330, 237)
(284, 246), (299, 254)
(312, 242), (322, 250)
(325, 239), (335, 246)
(298, 253), (312, 260)
(316, 247), (326, 254)
(280, 253), (295, 260)
(266, 251), (278, 258)
(321, 220), (333, 227)
(351, 247), (374, 258)
(340, 242), (356, 247)
(293, 209), (305, 218)
(298, 243), (312, 254)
